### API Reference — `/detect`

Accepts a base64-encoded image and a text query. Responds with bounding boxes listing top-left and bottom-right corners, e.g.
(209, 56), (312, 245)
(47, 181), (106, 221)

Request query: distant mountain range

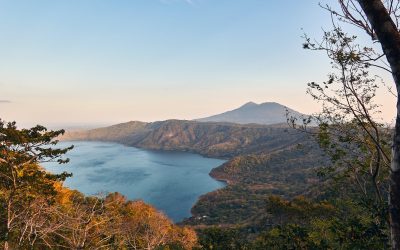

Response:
(61, 101), (308, 157)
(196, 102), (304, 125)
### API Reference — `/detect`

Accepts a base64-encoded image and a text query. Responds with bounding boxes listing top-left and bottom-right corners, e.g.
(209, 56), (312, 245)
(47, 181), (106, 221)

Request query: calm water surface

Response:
(44, 141), (226, 222)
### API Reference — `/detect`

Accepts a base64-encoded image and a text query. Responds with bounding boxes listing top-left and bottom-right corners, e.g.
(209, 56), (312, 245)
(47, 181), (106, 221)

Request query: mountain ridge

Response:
(61, 119), (305, 158)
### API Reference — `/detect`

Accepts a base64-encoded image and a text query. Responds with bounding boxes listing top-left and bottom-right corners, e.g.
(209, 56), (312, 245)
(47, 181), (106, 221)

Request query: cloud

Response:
(0, 100), (11, 103)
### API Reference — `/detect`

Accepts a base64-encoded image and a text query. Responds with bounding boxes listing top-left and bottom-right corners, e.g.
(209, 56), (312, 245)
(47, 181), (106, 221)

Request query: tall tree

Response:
(354, 2), (400, 248)
(291, 25), (392, 247)
(312, 1), (400, 247)
(0, 120), (72, 250)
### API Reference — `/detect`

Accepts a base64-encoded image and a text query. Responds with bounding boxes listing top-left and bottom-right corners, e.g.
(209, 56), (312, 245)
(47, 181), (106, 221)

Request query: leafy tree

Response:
(0, 120), (72, 249)
(308, 1), (400, 247)
(280, 1), (400, 248)
(299, 26), (392, 228)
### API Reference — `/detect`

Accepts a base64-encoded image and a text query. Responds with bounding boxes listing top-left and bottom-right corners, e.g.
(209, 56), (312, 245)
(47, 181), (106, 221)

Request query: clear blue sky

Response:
(0, 0), (396, 127)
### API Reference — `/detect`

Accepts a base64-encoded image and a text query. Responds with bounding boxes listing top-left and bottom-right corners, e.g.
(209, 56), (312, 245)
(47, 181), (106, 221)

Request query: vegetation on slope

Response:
(0, 120), (197, 249)
(185, 140), (326, 226)
(62, 120), (309, 158)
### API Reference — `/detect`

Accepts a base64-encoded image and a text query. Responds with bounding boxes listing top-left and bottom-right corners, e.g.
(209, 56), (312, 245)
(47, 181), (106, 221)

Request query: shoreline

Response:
(56, 139), (233, 222)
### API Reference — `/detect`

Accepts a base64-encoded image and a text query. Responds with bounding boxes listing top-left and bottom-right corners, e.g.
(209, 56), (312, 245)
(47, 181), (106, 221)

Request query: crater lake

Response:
(43, 141), (226, 222)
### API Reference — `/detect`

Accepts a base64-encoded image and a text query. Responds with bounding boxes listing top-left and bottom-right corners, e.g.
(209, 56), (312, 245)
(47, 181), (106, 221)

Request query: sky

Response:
(0, 0), (396, 128)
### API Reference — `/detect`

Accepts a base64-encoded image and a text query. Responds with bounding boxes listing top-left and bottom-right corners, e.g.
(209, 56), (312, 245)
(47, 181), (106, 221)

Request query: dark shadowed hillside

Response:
(185, 141), (327, 227)
(196, 102), (304, 125)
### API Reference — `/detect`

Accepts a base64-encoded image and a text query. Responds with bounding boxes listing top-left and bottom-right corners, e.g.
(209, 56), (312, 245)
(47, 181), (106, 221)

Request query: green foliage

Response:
(0, 119), (73, 248)
(295, 23), (391, 248)
(254, 196), (389, 249)
(251, 23), (391, 250)
(254, 224), (319, 250)
(197, 227), (251, 250)
(186, 142), (326, 227)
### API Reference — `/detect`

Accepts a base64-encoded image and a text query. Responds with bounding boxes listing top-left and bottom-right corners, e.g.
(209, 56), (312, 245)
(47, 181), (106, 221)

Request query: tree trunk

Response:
(4, 200), (11, 250)
(357, 0), (400, 248)
(392, 117), (400, 247)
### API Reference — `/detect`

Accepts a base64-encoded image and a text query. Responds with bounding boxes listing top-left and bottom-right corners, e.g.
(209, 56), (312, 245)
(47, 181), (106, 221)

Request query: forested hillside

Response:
(187, 142), (326, 227)
(62, 120), (309, 158)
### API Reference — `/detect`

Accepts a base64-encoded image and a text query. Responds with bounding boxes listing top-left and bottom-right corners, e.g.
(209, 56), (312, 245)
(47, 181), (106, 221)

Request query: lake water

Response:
(43, 141), (226, 222)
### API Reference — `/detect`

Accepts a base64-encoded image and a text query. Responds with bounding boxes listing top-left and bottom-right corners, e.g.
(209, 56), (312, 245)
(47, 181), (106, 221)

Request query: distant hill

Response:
(196, 102), (304, 125)
(62, 120), (307, 158)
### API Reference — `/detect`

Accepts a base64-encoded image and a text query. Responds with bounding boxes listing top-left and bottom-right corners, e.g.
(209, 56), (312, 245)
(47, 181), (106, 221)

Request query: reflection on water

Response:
(43, 141), (226, 222)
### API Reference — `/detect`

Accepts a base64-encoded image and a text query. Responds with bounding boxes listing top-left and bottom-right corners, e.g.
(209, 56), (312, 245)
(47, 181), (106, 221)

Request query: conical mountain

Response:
(196, 102), (303, 125)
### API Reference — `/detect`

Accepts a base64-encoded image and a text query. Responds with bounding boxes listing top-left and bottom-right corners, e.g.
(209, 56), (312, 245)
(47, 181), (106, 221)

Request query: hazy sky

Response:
(0, 0), (396, 127)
